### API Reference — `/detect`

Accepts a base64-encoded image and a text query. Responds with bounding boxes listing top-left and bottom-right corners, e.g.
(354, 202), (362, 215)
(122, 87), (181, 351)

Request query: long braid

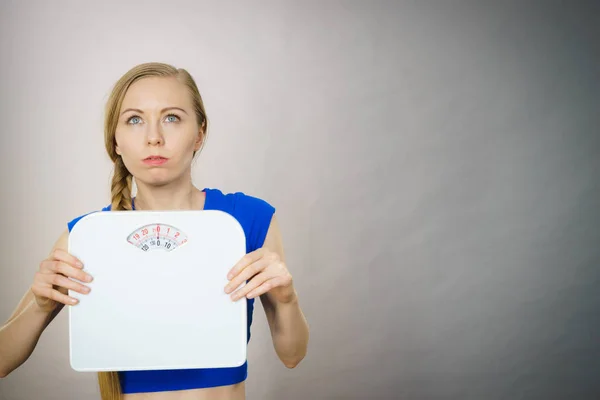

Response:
(110, 156), (133, 211)
(98, 372), (122, 400)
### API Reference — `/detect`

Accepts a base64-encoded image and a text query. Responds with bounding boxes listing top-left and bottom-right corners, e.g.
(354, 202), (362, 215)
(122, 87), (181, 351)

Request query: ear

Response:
(193, 123), (205, 151)
(114, 135), (122, 155)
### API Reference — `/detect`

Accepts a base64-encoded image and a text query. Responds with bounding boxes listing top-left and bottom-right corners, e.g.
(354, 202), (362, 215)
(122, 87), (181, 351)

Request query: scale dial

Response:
(127, 223), (188, 252)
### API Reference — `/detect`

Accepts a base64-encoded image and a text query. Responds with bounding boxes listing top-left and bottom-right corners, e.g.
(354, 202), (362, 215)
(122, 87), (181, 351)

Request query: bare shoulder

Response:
(51, 228), (70, 255)
(262, 214), (285, 261)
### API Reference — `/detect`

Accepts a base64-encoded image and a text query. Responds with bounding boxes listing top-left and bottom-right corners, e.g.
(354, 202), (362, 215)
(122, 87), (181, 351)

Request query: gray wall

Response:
(1, 0), (599, 399)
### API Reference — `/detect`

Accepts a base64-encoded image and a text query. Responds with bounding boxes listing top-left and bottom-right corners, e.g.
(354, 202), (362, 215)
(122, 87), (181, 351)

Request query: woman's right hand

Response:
(31, 249), (93, 312)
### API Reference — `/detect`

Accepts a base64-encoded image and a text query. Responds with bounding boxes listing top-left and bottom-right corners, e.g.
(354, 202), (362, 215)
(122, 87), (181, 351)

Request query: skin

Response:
(0, 76), (309, 399)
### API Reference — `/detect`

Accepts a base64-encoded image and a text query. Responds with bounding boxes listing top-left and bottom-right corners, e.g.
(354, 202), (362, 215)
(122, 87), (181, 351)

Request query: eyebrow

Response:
(120, 107), (189, 116)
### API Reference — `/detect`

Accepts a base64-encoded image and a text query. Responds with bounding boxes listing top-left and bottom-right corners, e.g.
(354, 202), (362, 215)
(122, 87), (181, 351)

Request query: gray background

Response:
(1, 0), (599, 399)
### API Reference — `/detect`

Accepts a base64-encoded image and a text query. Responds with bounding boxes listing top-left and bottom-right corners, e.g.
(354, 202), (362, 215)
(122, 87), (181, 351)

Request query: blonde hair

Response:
(100, 62), (209, 399)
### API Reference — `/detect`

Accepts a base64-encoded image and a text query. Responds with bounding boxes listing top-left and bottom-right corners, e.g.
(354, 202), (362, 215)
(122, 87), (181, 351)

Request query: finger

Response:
(41, 260), (93, 283)
(224, 258), (269, 294)
(230, 269), (278, 301)
(45, 286), (80, 305)
(33, 284), (80, 305)
(227, 249), (266, 280)
(45, 273), (91, 295)
(244, 276), (285, 299)
(50, 248), (84, 269)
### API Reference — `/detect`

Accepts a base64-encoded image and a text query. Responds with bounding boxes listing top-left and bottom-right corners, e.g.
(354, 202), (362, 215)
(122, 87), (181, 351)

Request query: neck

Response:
(133, 177), (205, 211)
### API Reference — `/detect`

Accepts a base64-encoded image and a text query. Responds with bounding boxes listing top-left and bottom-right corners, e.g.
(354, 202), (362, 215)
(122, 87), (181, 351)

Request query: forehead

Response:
(121, 76), (192, 110)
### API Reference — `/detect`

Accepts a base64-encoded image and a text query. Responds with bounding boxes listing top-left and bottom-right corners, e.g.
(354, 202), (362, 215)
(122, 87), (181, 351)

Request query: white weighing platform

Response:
(67, 210), (247, 372)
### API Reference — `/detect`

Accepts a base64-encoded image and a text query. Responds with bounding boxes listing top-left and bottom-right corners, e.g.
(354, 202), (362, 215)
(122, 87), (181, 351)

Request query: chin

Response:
(150, 177), (177, 187)
(139, 171), (176, 187)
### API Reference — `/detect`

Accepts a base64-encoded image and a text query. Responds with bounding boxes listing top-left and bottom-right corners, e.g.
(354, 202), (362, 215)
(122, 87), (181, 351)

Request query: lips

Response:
(143, 156), (169, 166)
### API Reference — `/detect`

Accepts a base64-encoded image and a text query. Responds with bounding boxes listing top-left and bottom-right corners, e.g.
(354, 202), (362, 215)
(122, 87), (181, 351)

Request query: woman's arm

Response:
(259, 216), (309, 368)
(260, 286), (309, 368)
(0, 229), (90, 378)
(225, 215), (309, 368)
(0, 230), (68, 377)
(0, 291), (62, 377)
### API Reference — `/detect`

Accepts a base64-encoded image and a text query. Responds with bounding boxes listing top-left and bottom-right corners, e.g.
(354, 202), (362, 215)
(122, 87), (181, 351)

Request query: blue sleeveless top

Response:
(66, 188), (276, 393)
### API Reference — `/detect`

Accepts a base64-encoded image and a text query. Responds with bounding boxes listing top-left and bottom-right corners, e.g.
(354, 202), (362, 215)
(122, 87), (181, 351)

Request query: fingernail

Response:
(87, 275), (93, 282)
(83, 287), (91, 293)
(70, 298), (78, 304)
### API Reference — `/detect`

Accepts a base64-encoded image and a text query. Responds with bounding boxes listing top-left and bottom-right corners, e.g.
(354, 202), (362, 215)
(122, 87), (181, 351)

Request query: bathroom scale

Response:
(67, 209), (247, 372)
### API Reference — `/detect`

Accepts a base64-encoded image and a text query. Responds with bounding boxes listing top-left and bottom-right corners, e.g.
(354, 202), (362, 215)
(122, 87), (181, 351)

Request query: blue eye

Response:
(128, 116), (142, 125)
(165, 114), (180, 123)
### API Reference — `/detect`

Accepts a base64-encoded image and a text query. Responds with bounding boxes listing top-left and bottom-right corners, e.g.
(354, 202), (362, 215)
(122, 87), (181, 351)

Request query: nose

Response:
(146, 121), (164, 146)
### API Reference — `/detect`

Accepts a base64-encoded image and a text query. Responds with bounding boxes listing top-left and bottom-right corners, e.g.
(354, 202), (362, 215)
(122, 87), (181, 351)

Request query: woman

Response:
(0, 62), (309, 399)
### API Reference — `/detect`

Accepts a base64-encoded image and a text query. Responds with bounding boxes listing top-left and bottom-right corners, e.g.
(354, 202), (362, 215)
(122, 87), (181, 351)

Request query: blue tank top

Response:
(66, 188), (276, 393)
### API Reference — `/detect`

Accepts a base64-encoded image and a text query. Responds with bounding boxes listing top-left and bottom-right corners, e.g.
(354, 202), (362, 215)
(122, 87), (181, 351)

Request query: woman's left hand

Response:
(224, 248), (296, 304)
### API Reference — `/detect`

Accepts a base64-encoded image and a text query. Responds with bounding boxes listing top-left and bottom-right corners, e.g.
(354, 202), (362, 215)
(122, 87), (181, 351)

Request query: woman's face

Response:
(114, 76), (203, 186)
